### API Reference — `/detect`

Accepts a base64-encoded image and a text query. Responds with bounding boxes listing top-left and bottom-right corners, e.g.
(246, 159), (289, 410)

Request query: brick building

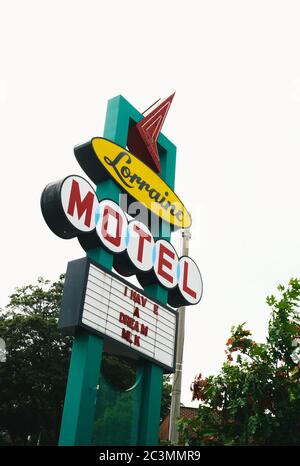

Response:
(159, 406), (198, 442)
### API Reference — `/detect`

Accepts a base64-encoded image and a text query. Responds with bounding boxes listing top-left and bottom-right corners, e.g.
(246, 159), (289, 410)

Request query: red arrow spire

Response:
(127, 92), (175, 172)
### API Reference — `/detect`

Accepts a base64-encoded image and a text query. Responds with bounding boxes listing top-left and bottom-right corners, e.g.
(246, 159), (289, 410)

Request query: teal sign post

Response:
(58, 95), (177, 446)
(41, 94), (203, 445)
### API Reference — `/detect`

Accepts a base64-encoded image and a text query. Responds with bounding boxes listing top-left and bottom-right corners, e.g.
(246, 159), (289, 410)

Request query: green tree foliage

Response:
(160, 375), (172, 422)
(178, 278), (300, 446)
(0, 276), (72, 445)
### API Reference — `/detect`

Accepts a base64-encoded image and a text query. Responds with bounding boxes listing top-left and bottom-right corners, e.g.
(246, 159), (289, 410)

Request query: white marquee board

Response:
(59, 258), (178, 372)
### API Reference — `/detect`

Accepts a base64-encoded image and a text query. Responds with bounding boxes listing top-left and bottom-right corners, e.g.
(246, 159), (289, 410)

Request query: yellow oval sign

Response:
(74, 137), (191, 229)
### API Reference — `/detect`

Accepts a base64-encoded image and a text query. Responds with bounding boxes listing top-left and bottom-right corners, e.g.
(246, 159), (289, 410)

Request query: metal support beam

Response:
(169, 228), (191, 444)
(58, 333), (104, 445)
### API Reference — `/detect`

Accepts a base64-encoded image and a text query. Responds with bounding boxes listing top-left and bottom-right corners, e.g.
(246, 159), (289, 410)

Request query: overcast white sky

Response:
(1, 1), (300, 406)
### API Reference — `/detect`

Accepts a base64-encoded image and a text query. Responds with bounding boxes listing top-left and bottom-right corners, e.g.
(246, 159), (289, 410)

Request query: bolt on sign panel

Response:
(59, 257), (178, 373)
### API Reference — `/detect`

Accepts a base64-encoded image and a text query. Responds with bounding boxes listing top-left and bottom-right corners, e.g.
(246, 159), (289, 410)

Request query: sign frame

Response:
(59, 256), (178, 373)
(58, 94), (178, 446)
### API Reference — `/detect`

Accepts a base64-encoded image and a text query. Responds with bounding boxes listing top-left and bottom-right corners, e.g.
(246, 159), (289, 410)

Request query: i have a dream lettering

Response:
(59, 258), (177, 372)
